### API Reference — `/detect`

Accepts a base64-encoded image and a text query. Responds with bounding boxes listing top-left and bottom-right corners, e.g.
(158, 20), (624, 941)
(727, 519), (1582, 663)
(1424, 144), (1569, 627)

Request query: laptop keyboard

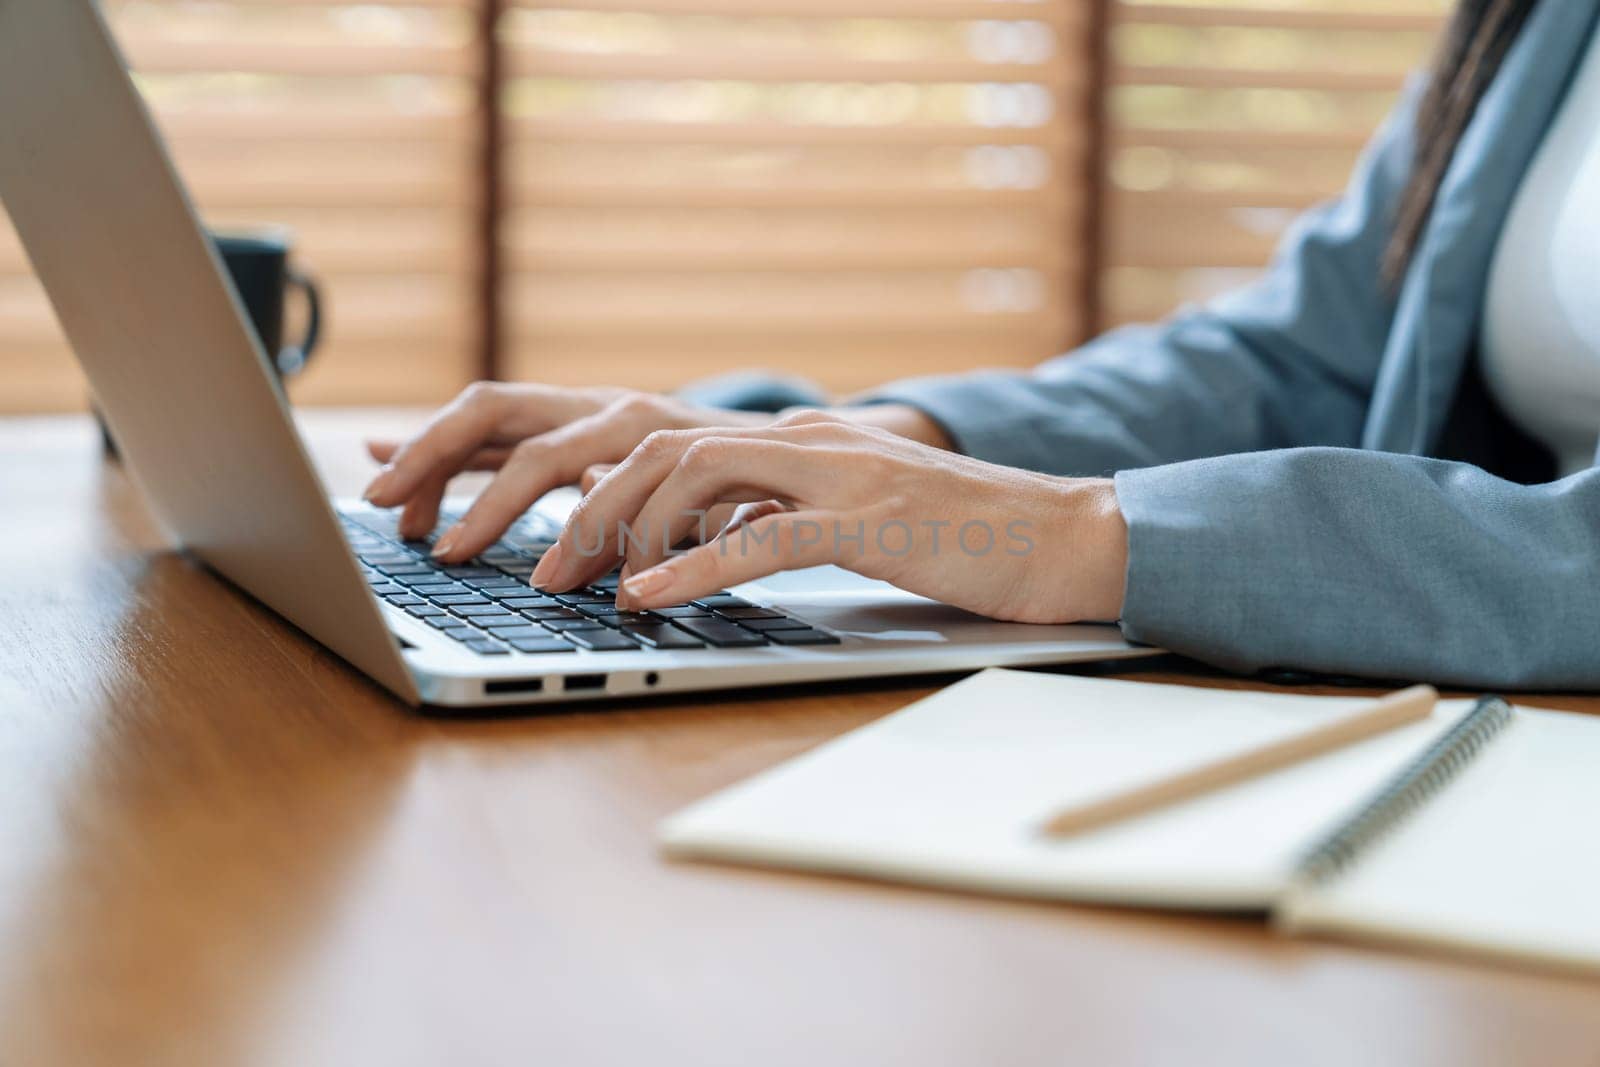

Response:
(340, 508), (840, 656)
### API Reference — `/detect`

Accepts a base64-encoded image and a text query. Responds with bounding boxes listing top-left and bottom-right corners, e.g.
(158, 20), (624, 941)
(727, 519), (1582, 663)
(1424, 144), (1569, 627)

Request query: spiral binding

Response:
(1292, 695), (1515, 889)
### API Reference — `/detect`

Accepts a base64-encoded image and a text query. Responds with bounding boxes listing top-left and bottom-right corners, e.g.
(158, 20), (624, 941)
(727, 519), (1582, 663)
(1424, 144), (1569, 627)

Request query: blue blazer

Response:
(871, 0), (1600, 689)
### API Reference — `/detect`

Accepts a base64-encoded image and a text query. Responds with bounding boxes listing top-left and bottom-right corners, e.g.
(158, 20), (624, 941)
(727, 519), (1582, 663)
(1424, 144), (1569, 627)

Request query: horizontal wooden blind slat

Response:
(124, 39), (475, 77)
(513, 116), (1075, 147)
(1118, 4), (1443, 32)
(1112, 63), (1412, 93)
(512, 0), (1078, 20)
(509, 48), (1074, 86)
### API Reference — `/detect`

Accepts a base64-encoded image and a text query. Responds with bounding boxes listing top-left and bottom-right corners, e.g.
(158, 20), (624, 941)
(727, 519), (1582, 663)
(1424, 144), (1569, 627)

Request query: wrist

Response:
(1065, 477), (1129, 622)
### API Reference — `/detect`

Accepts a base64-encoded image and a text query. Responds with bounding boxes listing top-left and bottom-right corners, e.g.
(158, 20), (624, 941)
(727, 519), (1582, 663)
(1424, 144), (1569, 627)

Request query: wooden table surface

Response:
(3, 411), (1598, 1067)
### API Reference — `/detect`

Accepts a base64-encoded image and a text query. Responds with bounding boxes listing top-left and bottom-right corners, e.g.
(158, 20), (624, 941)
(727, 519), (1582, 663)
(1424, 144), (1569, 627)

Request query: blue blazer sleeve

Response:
(863, 81), (1600, 689)
(1115, 452), (1600, 690)
(864, 83), (1422, 477)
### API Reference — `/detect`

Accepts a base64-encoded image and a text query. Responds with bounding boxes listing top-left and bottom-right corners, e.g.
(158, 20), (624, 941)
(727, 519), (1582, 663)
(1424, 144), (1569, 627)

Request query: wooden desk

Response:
(3, 412), (1597, 1067)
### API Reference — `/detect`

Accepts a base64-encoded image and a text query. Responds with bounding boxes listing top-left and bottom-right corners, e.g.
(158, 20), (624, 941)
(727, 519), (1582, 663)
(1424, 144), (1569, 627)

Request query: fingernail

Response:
(622, 565), (675, 604)
(431, 525), (462, 559)
(530, 542), (565, 588)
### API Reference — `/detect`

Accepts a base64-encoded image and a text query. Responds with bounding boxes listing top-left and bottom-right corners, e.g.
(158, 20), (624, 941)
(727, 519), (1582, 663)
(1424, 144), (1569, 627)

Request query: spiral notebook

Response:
(661, 670), (1600, 975)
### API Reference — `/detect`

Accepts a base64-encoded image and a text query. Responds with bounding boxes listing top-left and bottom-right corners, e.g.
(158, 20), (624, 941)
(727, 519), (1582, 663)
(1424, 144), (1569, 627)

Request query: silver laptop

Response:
(0, 0), (1154, 708)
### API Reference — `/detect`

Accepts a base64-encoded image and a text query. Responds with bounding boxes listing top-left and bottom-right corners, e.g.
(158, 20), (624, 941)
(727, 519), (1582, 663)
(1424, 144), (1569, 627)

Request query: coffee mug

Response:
(98, 227), (322, 454)
(211, 227), (322, 379)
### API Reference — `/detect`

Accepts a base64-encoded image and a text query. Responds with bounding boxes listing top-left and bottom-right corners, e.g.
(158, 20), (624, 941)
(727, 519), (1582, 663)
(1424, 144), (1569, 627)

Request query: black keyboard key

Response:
(734, 616), (812, 631)
(478, 616), (541, 630)
(621, 624), (705, 649)
(574, 603), (625, 618)
(693, 594), (750, 609)
(368, 583), (405, 598)
(483, 587), (544, 601)
(405, 605), (448, 618)
(426, 615), (472, 630)
(452, 605), (518, 620)
(381, 564), (439, 578)
(361, 554), (415, 567)
(440, 627), (478, 641)
(541, 617), (607, 632)
(765, 627), (841, 646)
(464, 638), (510, 656)
(393, 573), (455, 588)
(715, 606), (785, 620)
(384, 594), (426, 607)
(484, 625), (548, 641)
(671, 618), (766, 647)
(433, 593), (490, 606)
(522, 606), (582, 621)
(600, 612), (656, 628)
(499, 597), (554, 610)
(561, 628), (638, 651)
(651, 605), (713, 619)
(413, 586), (473, 600)
(363, 573), (392, 586)
(471, 578), (530, 592)
(443, 566), (501, 579)
(554, 592), (614, 606)
(507, 636), (572, 654)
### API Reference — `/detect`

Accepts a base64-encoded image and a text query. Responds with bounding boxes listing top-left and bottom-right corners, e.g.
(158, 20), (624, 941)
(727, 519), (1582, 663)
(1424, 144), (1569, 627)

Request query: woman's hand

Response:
(362, 382), (952, 560)
(530, 412), (1128, 624)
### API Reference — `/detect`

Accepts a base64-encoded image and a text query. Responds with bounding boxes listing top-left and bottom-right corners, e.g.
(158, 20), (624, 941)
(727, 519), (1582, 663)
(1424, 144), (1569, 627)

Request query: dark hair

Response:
(1383, 0), (1541, 285)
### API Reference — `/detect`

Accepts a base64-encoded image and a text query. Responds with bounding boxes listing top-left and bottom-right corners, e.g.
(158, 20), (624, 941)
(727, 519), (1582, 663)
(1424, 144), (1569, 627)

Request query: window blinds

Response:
(1101, 2), (1447, 327)
(500, 0), (1101, 394)
(1, 0), (1450, 412)
(0, 0), (481, 411)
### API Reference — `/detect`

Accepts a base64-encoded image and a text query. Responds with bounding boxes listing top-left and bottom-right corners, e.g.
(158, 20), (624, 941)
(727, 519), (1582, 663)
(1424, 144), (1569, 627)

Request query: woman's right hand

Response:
(361, 383), (771, 559)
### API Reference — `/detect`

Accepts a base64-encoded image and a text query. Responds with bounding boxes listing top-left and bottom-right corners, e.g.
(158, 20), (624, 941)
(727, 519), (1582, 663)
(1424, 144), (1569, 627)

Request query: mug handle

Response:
(276, 269), (322, 377)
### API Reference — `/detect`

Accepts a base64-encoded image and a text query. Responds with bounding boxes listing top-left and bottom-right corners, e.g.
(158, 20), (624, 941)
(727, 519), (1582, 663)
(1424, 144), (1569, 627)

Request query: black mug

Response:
(211, 227), (322, 379)
(99, 227), (322, 454)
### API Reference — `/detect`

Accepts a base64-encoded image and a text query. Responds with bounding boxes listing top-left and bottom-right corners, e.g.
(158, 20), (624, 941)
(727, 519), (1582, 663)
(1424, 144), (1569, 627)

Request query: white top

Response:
(1481, 27), (1600, 478)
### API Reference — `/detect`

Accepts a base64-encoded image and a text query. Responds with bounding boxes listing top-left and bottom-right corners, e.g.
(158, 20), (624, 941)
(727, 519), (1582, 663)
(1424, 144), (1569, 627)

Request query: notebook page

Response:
(661, 670), (1469, 910)
(1278, 707), (1600, 974)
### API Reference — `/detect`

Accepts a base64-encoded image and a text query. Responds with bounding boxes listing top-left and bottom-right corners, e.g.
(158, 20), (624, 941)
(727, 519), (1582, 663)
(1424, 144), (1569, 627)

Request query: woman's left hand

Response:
(529, 412), (1129, 624)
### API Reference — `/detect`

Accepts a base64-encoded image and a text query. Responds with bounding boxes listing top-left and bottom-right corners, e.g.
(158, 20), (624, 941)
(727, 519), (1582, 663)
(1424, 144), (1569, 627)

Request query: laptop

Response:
(0, 0), (1155, 708)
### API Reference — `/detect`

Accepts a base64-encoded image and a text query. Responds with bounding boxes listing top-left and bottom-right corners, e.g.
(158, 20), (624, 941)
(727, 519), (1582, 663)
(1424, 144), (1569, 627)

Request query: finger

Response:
(363, 384), (510, 507)
(579, 463), (615, 494)
(562, 500), (756, 595)
(432, 409), (637, 562)
(617, 511), (838, 609)
(623, 438), (830, 577)
(718, 500), (788, 535)
(371, 439), (514, 474)
(543, 431), (832, 592)
(534, 430), (706, 591)
(397, 469), (452, 541)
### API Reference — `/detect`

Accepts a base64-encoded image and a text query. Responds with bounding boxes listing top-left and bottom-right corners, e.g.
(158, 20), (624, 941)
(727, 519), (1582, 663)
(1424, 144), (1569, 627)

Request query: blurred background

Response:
(0, 0), (1448, 414)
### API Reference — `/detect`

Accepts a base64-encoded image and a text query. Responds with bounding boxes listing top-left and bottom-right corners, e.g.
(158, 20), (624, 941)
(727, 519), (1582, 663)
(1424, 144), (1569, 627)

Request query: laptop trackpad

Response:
(740, 566), (1088, 646)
